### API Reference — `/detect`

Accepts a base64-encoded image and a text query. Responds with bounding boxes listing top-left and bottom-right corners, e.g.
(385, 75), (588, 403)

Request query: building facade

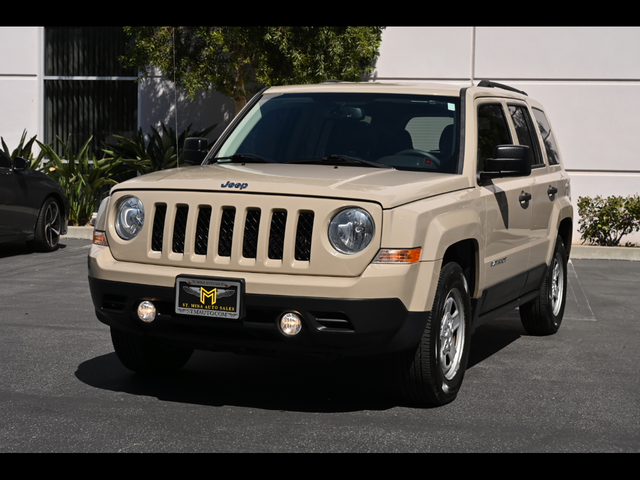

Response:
(2, 26), (639, 243)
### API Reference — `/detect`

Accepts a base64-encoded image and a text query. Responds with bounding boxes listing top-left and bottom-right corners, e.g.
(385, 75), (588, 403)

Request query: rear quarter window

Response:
(532, 108), (561, 165)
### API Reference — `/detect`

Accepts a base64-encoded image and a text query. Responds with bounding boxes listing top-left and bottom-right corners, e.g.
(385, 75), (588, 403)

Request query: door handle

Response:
(548, 186), (558, 198)
(519, 192), (532, 203)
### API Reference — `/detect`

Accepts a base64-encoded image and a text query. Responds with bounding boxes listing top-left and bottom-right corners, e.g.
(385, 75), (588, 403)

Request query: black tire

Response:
(396, 262), (472, 406)
(29, 197), (62, 252)
(110, 328), (193, 374)
(519, 236), (568, 336)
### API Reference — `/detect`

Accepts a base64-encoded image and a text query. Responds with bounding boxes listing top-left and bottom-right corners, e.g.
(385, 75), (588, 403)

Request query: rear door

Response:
(507, 102), (557, 286)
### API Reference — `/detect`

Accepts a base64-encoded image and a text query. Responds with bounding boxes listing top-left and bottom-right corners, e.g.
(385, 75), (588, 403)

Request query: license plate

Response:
(175, 276), (244, 319)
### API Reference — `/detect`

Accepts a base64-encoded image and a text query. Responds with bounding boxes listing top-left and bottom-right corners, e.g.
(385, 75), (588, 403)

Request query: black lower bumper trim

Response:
(88, 276), (428, 357)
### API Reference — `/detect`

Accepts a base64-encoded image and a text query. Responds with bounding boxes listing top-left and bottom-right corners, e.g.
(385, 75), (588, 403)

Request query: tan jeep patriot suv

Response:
(88, 80), (573, 406)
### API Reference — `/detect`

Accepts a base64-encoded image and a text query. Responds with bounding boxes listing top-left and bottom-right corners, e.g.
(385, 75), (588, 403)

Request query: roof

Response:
(264, 81), (465, 97)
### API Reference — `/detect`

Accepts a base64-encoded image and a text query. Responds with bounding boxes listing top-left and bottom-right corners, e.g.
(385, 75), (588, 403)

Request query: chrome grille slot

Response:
(242, 209), (261, 259)
(268, 210), (287, 260)
(218, 207), (236, 257)
(151, 204), (166, 252)
(295, 212), (314, 261)
(195, 207), (212, 255)
(172, 206), (189, 253)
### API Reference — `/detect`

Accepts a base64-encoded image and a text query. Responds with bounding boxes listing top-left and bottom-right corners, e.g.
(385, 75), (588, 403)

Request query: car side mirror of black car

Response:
(13, 156), (29, 171)
(478, 145), (532, 182)
(183, 137), (209, 165)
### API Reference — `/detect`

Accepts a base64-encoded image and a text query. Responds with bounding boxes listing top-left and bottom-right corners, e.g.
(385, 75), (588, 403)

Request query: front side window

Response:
(214, 93), (461, 173)
(477, 104), (512, 170)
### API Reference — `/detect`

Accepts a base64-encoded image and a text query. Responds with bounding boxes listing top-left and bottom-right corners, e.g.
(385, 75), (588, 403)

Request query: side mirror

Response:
(183, 137), (209, 165)
(13, 156), (29, 171)
(479, 145), (532, 182)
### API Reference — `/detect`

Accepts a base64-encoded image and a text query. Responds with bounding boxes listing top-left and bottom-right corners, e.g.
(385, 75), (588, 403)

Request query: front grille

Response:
(150, 203), (315, 262)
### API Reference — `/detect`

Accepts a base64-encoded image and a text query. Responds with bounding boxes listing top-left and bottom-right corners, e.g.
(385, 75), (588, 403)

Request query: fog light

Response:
(279, 312), (302, 336)
(137, 301), (156, 323)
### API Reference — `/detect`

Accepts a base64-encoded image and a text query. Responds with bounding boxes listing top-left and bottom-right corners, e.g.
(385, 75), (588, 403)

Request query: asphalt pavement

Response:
(0, 238), (638, 452)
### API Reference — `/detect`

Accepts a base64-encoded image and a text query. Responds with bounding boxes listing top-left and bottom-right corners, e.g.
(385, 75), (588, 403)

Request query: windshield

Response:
(213, 92), (461, 173)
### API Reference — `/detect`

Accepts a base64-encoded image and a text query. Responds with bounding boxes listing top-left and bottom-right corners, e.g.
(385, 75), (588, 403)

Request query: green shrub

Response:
(1, 130), (46, 169)
(37, 136), (123, 226)
(102, 122), (217, 175)
(577, 195), (640, 246)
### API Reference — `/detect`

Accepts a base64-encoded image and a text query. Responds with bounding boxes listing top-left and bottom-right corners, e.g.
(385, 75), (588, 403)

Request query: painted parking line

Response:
(565, 259), (597, 321)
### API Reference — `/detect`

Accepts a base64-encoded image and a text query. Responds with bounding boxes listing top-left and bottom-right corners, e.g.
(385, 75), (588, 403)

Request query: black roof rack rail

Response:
(477, 80), (527, 96)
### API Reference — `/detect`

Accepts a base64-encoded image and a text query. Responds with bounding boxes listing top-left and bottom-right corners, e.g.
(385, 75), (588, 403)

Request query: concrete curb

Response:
(570, 245), (640, 261)
(62, 226), (640, 261)
(62, 226), (94, 240)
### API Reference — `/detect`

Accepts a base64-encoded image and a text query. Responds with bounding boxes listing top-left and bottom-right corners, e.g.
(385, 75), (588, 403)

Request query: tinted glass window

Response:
(532, 108), (560, 165)
(509, 105), (542, 166)
(216, 93), (461, 173)
(477, 104), (512, 170)
(44, 27), (137, 158)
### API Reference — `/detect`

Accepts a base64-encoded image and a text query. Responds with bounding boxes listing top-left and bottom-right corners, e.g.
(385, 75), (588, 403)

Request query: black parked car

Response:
(0, 151), (68, 251)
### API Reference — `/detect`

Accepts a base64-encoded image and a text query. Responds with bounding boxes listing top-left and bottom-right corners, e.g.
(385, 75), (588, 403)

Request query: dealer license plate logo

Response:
(176, 277), (242, 319)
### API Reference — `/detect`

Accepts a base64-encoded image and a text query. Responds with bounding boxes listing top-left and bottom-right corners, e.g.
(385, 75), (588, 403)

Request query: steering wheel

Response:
(396, 149), (441, 166)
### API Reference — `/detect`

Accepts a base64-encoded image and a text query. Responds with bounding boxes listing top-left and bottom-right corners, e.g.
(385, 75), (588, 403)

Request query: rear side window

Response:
(477, 104), (512, 170)
(508, 105), (543, 167)
(532, 108), (560, 165)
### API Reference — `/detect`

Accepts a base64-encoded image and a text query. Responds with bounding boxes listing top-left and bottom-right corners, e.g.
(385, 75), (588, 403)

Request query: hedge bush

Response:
(577, 194), (640, 246)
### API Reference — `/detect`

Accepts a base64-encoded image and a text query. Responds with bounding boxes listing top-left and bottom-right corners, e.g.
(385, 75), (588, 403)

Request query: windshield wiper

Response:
(288, 154), (393, 169)
(209, 153), (274, 164)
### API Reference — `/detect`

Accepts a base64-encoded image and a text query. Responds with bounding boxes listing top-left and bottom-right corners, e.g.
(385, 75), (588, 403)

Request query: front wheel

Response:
(396, 262), (472, 406)
(29, 197), (62, 252)
(519, 236), (568, 335)
(110, 328), (193, 374)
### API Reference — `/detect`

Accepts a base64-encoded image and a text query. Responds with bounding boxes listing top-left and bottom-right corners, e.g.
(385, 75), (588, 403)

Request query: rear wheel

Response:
(396, 262), (471, 406)
(519, 236), (568, 335)
(110, 328), (193, 374)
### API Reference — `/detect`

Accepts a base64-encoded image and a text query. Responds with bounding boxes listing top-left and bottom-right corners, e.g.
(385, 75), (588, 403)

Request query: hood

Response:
(111, 163), (472, 209)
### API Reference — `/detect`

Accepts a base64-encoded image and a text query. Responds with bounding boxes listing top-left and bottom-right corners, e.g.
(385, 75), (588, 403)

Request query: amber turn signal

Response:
(93, 230), (108, 246)
(373, 248), (421, 264)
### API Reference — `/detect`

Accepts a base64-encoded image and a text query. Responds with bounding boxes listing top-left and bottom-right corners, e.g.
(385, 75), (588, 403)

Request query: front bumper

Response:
(88, 244), (438, 357)
(89, 276), (429, 357)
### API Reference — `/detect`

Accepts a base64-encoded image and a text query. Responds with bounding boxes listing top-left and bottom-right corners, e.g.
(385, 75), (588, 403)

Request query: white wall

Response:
(0, 27), (41, 149)
(137, 75), (234, 144)
(374, 26), (640, 244)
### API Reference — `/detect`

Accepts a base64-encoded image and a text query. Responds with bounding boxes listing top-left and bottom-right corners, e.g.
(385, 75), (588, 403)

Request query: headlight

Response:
(115, 196), (144, 240)
(328, 208), (374, 255)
